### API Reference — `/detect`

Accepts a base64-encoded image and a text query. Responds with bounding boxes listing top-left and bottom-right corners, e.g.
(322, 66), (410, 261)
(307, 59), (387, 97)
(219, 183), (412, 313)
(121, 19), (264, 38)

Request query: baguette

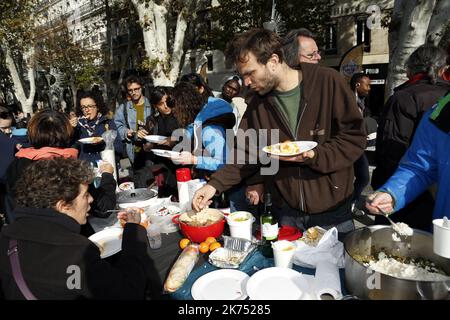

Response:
(164, 244), (199, 293)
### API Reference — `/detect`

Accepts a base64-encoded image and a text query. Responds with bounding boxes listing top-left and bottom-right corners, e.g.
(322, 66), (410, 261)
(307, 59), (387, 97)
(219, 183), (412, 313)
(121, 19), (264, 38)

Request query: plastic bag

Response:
(164, 244), (199, 293)
(102, 129), (117, 150)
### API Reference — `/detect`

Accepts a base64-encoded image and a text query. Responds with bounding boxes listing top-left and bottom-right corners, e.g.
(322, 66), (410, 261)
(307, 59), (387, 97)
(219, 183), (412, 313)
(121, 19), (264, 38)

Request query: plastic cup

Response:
(272, 240), (296, 268)
(226, 211), (255, 241)
(433, 218), (450, 258)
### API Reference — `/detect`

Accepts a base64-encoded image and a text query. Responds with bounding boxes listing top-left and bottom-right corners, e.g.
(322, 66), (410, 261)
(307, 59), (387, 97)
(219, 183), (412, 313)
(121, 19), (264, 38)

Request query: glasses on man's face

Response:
(80, 105), (97, 111)
(302, 50), (321, 60)
(128, 87), (142, 93)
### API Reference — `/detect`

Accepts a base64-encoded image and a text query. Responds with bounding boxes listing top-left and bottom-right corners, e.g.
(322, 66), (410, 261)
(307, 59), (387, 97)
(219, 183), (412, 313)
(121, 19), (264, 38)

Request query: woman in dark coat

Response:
(0, 158), (151, 300)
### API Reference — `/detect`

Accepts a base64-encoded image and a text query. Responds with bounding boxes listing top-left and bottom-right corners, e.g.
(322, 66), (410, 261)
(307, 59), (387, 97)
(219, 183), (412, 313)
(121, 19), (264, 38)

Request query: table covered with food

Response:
(87, 186), (450, 300)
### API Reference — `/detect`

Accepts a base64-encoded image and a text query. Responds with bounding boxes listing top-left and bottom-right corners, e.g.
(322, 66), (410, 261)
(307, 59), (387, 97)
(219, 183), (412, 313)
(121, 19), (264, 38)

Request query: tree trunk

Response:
(70, 82), (78, 111)
(385, 0), (436, 100)
(4, 45), (36, 115)
(131, 0), (189, 86)
(426, 0), (450, 45)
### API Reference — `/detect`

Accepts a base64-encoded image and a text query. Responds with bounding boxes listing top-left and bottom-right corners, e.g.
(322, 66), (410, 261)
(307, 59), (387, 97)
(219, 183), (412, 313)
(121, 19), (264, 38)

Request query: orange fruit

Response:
(199, 242), (210, 254)
(209, 242), (221, 252)
(179, 238), (191, 250)
(205, 236), (217, 245)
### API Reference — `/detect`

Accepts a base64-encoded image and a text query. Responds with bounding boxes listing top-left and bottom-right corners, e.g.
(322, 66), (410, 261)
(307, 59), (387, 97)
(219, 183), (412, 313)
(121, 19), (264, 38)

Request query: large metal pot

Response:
(344, 225), (450, 300)
(116, 188), (158, 209)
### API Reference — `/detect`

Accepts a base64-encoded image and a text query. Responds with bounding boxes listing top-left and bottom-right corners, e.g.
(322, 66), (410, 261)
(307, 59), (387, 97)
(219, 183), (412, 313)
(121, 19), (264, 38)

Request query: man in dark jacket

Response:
(372, 44), (450, 230)
(193, 29), (366, 237)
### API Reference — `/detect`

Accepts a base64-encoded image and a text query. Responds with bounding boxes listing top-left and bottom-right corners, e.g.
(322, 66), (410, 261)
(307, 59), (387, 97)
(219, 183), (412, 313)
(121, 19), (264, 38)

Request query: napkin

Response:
(314, 260), (342, 300)
(293, 227), (345, 268)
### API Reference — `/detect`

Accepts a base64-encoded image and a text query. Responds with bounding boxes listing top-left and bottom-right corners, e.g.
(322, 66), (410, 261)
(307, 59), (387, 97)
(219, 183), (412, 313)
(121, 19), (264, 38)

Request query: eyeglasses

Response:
(301, 50), (321, 60)
(127, 87), (142, 93)
(80, 105), (97, 111)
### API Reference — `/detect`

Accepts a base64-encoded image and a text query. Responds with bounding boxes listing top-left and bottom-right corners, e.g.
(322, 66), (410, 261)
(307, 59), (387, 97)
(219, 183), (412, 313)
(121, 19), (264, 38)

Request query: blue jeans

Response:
(353, 153), (369, 201)
(228, 184), (259, 216)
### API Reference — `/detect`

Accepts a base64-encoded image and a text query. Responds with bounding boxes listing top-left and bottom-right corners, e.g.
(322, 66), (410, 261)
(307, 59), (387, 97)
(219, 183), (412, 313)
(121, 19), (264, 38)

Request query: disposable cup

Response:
(272, 240), (296, 268)
(226, 211), (255, 241)
(433, 218), (450, 258)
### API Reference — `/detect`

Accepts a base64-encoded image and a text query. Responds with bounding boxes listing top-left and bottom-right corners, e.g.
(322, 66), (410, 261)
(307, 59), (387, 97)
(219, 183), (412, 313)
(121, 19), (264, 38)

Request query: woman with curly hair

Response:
(71, 90), (122, 164)
(0, 157), (153, 300)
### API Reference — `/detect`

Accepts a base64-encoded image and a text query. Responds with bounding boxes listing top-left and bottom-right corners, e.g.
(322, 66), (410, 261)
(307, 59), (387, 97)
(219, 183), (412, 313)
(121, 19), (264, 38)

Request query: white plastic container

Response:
(433, 217), (450, 258)
(272, 240), (296, 268)
(226, 211), (255, 241)
(147, 223), (162, 249)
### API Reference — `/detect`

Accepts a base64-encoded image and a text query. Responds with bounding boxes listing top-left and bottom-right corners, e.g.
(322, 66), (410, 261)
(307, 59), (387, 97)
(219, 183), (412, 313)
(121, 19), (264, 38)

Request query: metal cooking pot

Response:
(344, 225), (450, 300)
(116, 188), (158, 208)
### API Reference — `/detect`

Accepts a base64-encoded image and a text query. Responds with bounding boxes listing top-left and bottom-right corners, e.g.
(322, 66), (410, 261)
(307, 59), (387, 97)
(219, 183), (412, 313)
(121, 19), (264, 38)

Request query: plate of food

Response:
(88, 227), (123, 259)
(151, 149), (181, 158)
(191, 269), (249, 300)
(144, 135), (168, 143)
(78, 136), (104, 144)
(263, 141), (318, 157)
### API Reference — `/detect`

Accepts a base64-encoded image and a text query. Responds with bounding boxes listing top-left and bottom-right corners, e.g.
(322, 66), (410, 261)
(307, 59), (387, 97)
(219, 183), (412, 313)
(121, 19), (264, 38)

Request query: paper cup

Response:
(226, 211), (255, 241)
(272, 240), (296, 268)
(433, 218), (450, 258)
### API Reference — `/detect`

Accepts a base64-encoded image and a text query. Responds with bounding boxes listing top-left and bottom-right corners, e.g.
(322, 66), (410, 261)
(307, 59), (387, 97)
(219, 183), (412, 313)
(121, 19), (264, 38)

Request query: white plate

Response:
(88, 227), (123, 259)
(78, 137), (104, 144)
(151, 149), (180, 158)
(144, 135), (168, 143)
(262, 141), (318, 157)
(246, 267), (311, 300)
(191, 269), (249, 300)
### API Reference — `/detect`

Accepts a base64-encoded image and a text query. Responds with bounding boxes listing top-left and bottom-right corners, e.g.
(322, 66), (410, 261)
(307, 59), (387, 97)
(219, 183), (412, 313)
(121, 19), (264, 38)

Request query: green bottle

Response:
(260, 193), (278, 258)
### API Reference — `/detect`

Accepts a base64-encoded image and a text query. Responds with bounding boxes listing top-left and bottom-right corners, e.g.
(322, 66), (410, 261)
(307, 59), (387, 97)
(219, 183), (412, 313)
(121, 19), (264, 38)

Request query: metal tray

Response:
(208, 236), (257, 269)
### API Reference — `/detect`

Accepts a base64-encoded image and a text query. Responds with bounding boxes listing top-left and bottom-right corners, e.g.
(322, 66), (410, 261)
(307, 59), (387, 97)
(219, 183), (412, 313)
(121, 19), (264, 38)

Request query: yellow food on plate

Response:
(279, 141), (300, 154)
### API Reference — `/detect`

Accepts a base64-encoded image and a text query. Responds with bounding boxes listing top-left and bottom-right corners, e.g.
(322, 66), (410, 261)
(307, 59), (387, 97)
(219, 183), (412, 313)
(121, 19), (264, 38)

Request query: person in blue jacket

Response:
(169, 81), (235, 178)
(366, 92), (450, 231)
(71, 90), (122, 164)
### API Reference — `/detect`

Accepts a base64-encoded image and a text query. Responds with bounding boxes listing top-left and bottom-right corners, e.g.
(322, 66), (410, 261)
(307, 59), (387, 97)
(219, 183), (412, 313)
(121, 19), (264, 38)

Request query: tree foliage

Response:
(36, 25), (101, 90)
(208, 0), (331, 51)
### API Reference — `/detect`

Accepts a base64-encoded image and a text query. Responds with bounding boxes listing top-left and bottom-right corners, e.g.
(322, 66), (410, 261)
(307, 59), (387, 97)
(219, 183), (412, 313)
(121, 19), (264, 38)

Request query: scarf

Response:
(78, 113), (103, 136)
(15, 146), (79, 160)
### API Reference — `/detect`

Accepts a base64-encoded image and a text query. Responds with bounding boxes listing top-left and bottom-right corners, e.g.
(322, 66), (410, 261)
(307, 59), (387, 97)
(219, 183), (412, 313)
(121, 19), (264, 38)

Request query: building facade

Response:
(321, 0), (394, 116)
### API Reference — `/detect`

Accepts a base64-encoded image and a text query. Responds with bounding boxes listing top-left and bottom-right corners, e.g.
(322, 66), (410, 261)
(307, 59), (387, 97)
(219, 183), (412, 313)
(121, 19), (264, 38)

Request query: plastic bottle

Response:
(176, 168), (192, 212)
(147, 223), (162, 249)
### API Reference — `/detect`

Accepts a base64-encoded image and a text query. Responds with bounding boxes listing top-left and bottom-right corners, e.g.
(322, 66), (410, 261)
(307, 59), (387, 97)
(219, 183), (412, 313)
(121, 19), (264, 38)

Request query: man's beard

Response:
(257, 73), (277, 96)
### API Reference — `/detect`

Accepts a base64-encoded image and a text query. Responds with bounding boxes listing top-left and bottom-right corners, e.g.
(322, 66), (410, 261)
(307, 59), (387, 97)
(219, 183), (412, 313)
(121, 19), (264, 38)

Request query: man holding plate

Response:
(193, 29), (366, 238)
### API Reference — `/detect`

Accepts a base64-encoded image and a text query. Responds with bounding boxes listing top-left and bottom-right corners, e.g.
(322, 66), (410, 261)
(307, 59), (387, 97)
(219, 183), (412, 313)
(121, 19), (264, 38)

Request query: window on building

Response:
(190, 57), (196, 73)
(83, 38), (90, 47)
(91, 34), (98, 44)
(324, 24), (337, 55)
(206, 54), (213, 71)
(355, 17), (371, 52)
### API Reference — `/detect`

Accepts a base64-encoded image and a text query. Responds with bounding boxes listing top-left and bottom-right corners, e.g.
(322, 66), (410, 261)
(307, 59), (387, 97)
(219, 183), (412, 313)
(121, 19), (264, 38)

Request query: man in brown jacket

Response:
(193, 29), (366, 237)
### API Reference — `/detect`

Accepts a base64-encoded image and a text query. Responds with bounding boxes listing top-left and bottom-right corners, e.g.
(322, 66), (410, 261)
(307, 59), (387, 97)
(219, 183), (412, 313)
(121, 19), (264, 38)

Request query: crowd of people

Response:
(0, 26), (449, 300)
